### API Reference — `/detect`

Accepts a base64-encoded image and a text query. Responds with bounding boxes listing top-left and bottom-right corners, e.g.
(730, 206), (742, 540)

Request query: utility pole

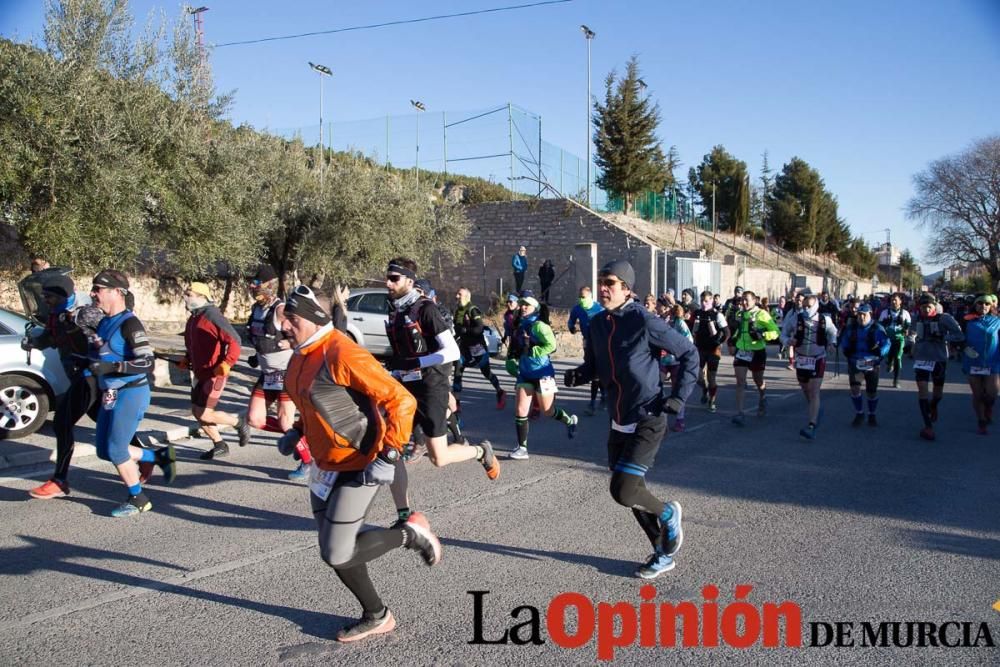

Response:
(581, 25), (595, 207)
(711, 182), (717, 254)
(308, 62), (332, 192)
(410, 99), (426, 189)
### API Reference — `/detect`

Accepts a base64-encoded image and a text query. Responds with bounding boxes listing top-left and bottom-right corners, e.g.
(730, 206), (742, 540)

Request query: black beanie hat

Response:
(42, 274), (74, 299)
(599, 260), (636, 289)
(253, 265), (278, 283)
(285, 286), (331, 326)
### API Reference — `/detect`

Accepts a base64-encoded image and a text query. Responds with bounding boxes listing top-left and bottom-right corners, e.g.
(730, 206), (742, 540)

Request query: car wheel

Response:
(0, 375), (50, 439)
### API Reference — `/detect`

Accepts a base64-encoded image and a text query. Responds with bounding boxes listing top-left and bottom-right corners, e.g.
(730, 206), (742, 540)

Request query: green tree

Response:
(592, 56), (670, 214)
(897, 249), (923, 292)
(689, 146), (749, 234)
(907, 136), (1000, 287)
(766, 157), (846, 255)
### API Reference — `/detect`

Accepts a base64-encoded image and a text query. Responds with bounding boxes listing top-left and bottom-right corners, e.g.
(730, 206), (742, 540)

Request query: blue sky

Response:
(3, 0), (999, 270)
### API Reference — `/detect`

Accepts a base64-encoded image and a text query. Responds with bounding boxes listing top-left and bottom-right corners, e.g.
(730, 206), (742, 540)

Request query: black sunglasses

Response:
(386, 274), (404, 283)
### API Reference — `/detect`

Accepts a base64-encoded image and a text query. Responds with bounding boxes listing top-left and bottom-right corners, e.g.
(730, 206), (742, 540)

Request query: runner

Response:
(722, 286), (744, 334)
(783, 292), (804, 370)
(781, 291), (838, 440)
(501, 293), (519, 348)
(87, 270), (174, 517)
(960, 294), (999, 435)
(383, 258), (499, 526)
(567, 285), (605, 415)
(691, 289), (729, 414)
(243, 266), (313, 480)
(660, 305), (694, 432)
(912, 293), (964, 441)
(507, 295), (578, 460)
(174, 282), (248, 459)
(276, 285), (441, 643)
(25, 274), (174, 499)
(452, 287), (506, 411)
(564, 259), (696, 579)
(839, 303), (890, 427)
(879, 292), (912, 388)
(728, 290), (780, 426)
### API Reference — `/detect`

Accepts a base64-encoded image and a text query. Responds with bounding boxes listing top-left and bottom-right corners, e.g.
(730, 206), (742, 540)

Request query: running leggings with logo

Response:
(311, 473), (404, 616)
(607, 414), (669, 546)
(95, 384), (150, 465)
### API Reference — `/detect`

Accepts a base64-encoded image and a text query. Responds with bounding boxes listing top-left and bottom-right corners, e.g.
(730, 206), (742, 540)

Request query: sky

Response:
(3, 0), (999, 271)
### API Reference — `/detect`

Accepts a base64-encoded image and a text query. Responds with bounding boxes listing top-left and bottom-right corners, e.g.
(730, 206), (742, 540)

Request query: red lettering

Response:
(596, 602), (637, 661)
(639, 585), (657, 647)
(762, 601), (802, 647)
(701, 584), (719, 647)
(547, 593), (594, 649)
(659, 602), (700, 647)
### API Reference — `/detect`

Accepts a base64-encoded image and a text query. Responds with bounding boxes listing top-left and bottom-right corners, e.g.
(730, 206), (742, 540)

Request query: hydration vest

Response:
(248, 300), (284, 354)
(692, 308), (722, 348)
(386, 298), (438, 358)
(847, 322), (878, 354)
(794, 312), (828, 348)
(915, 315), (944, 343)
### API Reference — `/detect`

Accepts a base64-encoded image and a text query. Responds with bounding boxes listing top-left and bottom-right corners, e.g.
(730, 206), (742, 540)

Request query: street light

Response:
(308, 61), (332, 189)
(580, 24), (595, 208)
(410, 99), (426, 187)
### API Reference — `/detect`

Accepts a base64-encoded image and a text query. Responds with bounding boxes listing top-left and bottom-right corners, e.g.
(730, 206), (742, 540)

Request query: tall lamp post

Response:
(580, 24), (595, 208)
(308, 61), (332, 190)
(410, 99), (426, 188)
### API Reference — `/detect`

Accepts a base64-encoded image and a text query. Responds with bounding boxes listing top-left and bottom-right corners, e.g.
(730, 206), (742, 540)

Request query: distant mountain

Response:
(923, 270), (942, 286)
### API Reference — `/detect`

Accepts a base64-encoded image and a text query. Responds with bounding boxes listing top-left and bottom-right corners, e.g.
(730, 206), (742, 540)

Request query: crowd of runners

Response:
(15, 257), (1000, 642)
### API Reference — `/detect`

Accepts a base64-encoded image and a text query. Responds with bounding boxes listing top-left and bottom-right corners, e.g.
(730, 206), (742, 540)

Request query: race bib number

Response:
(102, 388), (118, 410)
(611, 420), (637, 434)
(262, 371), (285, 391)
(399, 369), (422, 383)
(969, 366), (991, 376)
(309, 464), (338, 502)
(469, 344), (485, 358)
(735, 349), (754, 362)
(796, 356), (817, 371)
(538, 376), (558, 395)
(855, 356), (877, 371)
(914, 360), (936, 372)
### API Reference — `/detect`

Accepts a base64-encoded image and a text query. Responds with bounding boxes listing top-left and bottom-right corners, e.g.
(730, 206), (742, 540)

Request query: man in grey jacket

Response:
(911, 293), (964, 441)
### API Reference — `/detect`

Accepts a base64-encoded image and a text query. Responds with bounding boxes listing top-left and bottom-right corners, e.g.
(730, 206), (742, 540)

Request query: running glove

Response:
(663, 396), (684, 415)
(247, 354), (259, 368)
(89, 360), (120, 376)
(213, 362), (231, 377)
(20, 337), (32, 352)
(277, 429), (302, 457)
(564, 368), (587, 387)
(362, 455), (396, 485)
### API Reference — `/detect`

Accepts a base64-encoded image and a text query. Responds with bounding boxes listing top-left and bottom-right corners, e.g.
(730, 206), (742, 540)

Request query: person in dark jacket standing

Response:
(538, 259), (555, 304)
(175, 282), (248, 460)
(565, 260), (697, 580)
(512, 246), (528, 292)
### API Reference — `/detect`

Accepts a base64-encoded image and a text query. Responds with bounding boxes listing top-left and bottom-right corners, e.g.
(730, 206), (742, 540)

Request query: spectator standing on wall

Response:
(512, 246), (528, 292)
(539, 259), (555, 304)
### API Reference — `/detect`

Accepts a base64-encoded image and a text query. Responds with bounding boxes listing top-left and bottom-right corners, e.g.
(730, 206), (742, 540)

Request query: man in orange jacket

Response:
(279, 285), (443, 643)
(178, 282), (248, 459)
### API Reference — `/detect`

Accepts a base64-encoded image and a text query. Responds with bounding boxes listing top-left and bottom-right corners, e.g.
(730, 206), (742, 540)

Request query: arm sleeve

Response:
(418, 329), (460, 368)
(338, 342), (416, 452)
(468, 307), (485, 338)
(715, 312), (729, 346)
(206, 307), (242, 367)
(826, 316), (839, 345)
(567, 307), (579, 334)
(119, 317), (155, 374)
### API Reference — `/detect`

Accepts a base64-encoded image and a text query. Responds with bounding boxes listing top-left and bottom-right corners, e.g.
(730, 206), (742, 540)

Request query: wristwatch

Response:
(380, 448), (400, 463)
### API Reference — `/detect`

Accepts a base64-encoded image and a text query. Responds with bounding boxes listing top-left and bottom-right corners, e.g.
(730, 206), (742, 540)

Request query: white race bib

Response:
(262, 371), (285, 391)
(538, 376), (558, 395)
(399, 369), (422, 383)
(309, 464), (338, 501)
(969, 366), (992, 376)
(735, 349), (754, 362)
(855, 356), (878, 371)
(914, 360), (937, 372)
(469, 344), (486, 358)
(611, 420), (637, 434)
(796, 356), (817, 371)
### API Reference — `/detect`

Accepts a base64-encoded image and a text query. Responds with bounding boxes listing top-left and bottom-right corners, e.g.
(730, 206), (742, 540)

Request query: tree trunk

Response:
(219, 271), (233, 314)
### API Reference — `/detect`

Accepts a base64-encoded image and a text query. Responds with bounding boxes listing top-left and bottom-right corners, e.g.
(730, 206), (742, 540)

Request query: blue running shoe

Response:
(287, 462), (308, 481)
(111, 494), (152, 518)
(567, 414), (578, 439)
(636, 550), (675, 579)
(659, 501), (683, 556)
(799, 425), (816, 440)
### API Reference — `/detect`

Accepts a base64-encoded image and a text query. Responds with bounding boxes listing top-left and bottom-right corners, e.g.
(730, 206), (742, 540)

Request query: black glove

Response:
(388, 356), (421, 372)
(89, 360), (120, 376)
(20, 337), (33, 352)
(247, 354), (259, 369)
(663, 396), (683, 415)
(564, 368), (586, 387)
(277, 429), (302, 457)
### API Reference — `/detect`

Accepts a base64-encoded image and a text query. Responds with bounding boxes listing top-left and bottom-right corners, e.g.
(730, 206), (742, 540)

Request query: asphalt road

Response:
(1, 353), (998, 665)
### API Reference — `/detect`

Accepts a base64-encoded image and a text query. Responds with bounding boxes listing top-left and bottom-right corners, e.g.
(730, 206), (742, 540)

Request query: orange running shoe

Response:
(479, 440), (500, 480)
(29, 479), (69, 500)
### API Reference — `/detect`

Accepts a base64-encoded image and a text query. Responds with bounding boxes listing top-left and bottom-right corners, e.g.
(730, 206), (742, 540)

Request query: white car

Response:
(0, 308), (71, 439)
(344, 288), (500, 358)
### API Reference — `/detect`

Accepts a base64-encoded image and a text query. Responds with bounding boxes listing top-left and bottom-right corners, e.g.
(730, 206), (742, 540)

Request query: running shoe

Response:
(156, 446), (177, 484)
(976, 423), (988, 436)
(29, 479), (69, 500)
(509, 446), (529, 460)
(671, 419), (685, 433)
(659, 501), (683, 556)
(708, 398), (717, 413)
(757, 395), (768, 417)
(566, 414), (578, 439)
(496, 390), (506, 410)
(406, 511), (429, 531)
(200, 442), (229, 460)
(287, 462), (308, 481)
(700, 390), (708, 405)
(799, 425), (816, 440)
(786, 362), (795, 371)
(336, 609), (396, 643)
(731, 413), (745, 427)
(236, 414), (251, 447)
(403, 515), (442, 566)
(403, 441), (426, 464)
(479, 440), (500, 480)
(636, 550), (675, 579)
(851, 413), (865, 427)
(892, 379), (899, 389)
(111, 494), (152, 518)
(929, 403), (939, 423)
(867, 414), (878, 427)
(919, 427), (936, 442)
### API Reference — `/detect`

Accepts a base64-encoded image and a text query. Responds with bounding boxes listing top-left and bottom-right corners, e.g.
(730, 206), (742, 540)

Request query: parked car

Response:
(0, 308), (71, 439)
(344, 288), (501, 358)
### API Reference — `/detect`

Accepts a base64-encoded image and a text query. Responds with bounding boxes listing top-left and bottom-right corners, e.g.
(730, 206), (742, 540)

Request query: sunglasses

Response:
(386, 274), (404, 283)
(597, 277), (623, 288)
(293, 285), (316, 299)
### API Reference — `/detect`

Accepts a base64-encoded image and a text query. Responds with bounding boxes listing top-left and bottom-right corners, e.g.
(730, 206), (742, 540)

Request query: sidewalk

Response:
(0, 330), (255, 471)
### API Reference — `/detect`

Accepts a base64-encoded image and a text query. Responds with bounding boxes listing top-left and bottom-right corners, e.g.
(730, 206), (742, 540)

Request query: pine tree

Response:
(592, 56), (669, 215)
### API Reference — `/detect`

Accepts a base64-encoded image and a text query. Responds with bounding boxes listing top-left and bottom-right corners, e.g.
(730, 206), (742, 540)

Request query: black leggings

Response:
(311, 473), (404, 616)
(52, 374), (100, 482)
